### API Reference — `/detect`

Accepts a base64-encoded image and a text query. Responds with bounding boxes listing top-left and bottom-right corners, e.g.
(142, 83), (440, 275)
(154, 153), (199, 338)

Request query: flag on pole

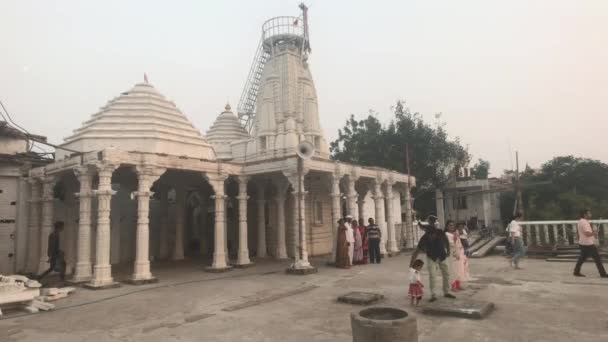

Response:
(144, 73), (149, 83)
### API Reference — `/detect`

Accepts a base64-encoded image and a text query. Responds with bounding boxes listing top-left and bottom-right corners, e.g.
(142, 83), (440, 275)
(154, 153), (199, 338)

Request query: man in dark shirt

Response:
(38, 221), (66, 282)
(366, 218), (382, 264)
(410, 221), (455, 302)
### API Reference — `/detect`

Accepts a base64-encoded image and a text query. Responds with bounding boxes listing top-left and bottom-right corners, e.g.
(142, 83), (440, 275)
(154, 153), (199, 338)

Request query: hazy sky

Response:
(1, 0), (606, 175)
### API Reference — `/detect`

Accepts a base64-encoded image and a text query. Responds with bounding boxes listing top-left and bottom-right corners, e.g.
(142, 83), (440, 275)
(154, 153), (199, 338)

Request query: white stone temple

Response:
(7, 6), (415, 285)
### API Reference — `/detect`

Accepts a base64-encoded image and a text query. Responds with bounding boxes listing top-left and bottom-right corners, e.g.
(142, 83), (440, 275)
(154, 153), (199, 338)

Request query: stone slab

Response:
(337, 292), (384, 305)
(123, 277), (159, 285)
(83, 282), (121, 290)
(285, 266), (318, 275)
(422, 299), (495, 319)
(204, 266), (233, 273)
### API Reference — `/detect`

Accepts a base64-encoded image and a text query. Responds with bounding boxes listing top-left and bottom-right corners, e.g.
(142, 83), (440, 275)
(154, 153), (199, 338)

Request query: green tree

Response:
(500, 156), (608, 222)
(330, 101), (469, 217)
(471, 159), (490, 179)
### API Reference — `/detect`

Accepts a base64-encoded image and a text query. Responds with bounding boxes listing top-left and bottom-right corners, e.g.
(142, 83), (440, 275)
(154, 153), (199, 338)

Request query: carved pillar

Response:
(403, 179), (414, 248)
(206, 173), (230, 271)
(385, 179), (399, 253)
(72, 167), (93, 282)
(256, 183), (267, 258)
(38, 175), (57, 274)
(275, 179), (289, 260)
(172, 186), (185, 261)
(236, 176), (252, 266)
(87, 164), (118, 289)
(285, 167), (311, 269)
(130, 166), (164, 284)
(27, 179), (41, 272)
(330, 174), (342, 263)
(347, 174), (358, 218)
(373, 178), (387, 255)
(158, 187), (169, 259)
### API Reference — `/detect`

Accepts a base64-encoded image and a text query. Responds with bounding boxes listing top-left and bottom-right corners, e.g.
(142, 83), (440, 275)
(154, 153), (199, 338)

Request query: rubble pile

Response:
(0, 274), (75, 318)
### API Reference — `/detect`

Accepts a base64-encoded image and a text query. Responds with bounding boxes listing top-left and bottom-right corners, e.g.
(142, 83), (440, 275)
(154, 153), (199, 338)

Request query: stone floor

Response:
(1, 254), (607, 342)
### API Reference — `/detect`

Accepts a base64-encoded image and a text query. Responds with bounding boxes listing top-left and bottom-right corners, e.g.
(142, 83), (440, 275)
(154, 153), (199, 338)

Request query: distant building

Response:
(0, 122), (49, 274)
(436, 177), (505, 230)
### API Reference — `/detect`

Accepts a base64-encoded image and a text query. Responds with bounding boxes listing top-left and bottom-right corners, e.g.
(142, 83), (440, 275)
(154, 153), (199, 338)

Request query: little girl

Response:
(408, 259), (425, 306)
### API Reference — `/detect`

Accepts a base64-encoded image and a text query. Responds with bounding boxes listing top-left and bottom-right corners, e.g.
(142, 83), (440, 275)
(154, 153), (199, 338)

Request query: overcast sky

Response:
(1, 0), (606, 175)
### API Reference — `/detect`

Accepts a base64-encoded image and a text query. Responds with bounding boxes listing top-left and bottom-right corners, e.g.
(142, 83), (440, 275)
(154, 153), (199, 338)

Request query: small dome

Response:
(206, 104), (250, 159)
(58, 82), (216, 160)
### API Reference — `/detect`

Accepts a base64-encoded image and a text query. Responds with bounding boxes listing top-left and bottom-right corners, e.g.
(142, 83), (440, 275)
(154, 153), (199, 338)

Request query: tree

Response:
(470, 159), (490, 179)
(330, 101), (469, 217)
(499, 156), (608, 222)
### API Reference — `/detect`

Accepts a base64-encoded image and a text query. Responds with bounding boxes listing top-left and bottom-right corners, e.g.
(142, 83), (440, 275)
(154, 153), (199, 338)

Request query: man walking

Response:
(410, 222), (456, 302)
(345, 215), (355, 265)
(573, 209), (608, 278)
(366, 218), (382, 264)
(38, 221), (66, 282)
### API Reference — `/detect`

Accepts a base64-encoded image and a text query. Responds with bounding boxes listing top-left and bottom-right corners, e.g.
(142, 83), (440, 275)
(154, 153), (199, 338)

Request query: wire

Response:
(0, 99), (30, 134)
(0, 99), (34, 151)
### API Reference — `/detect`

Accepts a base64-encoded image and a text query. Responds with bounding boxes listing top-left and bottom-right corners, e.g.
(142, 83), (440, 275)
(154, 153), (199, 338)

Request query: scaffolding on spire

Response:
(237, 3), (310, 134)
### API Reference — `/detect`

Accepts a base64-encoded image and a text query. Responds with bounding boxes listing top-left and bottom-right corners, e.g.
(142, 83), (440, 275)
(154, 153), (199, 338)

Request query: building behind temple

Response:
(3, 6), (416, 286)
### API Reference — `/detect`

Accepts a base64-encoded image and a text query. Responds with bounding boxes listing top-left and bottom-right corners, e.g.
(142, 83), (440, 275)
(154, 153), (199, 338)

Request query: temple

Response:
(3, 6), (415, 286)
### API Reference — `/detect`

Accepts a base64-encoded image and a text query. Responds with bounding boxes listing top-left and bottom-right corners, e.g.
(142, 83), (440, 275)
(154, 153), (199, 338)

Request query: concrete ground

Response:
(1, 254), (607, 342)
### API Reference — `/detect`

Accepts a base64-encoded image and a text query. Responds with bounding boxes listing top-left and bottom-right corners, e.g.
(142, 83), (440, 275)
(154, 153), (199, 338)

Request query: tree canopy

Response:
(470, 159), (490, 179)
(500, 156), (608, 221)
(330, 101), (469, 217)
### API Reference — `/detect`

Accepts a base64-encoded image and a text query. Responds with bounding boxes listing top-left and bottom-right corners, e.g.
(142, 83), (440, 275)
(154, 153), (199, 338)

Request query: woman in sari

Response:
(358, 218), (369, 264)
(445, 221), (470, 291)
(353, 219), (364, 264)
(336, 219), (351, 268)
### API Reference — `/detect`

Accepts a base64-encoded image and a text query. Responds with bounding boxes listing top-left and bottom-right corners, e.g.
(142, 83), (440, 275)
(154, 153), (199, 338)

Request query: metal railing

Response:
(519, 220), (608, 247)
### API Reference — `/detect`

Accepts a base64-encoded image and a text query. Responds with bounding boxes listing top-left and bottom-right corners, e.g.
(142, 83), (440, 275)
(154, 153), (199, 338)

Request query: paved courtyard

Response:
(1, 254), (607, 342)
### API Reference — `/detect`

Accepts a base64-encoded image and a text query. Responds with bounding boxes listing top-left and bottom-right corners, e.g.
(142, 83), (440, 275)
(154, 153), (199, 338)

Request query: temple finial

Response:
(225, 103), (231, 111)
(144, 73), (149, 83)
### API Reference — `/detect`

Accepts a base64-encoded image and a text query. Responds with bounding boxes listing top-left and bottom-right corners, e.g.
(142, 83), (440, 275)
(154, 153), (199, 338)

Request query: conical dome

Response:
(207, 104), (250, 159)
(58, 81), (216, 160)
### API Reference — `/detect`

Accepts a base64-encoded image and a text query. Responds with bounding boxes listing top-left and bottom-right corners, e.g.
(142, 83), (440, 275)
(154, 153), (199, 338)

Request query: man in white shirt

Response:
(510, 212), (525, 269)
(345, 215), (355, 265)
(573, 209), (608, 278)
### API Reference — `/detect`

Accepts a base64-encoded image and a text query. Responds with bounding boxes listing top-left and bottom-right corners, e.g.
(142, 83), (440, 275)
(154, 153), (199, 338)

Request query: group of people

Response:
(408, 216), (471, 305)
(335, 216), (383, 268)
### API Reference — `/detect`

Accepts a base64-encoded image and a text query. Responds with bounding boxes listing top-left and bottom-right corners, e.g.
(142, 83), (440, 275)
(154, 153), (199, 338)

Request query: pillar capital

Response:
(211, 194), (227, 201)
(206, 172), (228, 195)
(236, 195), (250, 201)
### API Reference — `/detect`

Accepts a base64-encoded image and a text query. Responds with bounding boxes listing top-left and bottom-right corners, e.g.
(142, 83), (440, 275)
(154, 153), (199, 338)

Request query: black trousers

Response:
(38, 257), (66, 281)
(574, 245), (607, 276)
(369, 239), (381, 264)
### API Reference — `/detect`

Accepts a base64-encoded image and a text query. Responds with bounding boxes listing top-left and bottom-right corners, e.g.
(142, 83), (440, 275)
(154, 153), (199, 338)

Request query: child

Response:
(408, 259), (425, 306)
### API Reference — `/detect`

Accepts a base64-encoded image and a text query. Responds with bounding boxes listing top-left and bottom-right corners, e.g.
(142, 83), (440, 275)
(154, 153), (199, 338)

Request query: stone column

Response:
(129, 166), (164, 284)
(357, 198), (366, 223)
(26, 179), (41, 272)
(72, 167), (93, 283)
(38, 175), (57, 274)
(86, 164), (118, 289)
(236, 176), (253, 267)
(256, 183), (267, 258)
(435, 190), (445, 227)
(275, 179), (289, 260)
(172, 186), (185, 261)
(292, 187), (311, 267)
(330, 174), (342, 263)
(403, 180), (414, 248)
(385, 179), (399, 254)
(347, 174), (358, 218)
(158, 187), (170, 260)
(206, 173), (231, 272)
(373, 178), (387, 255)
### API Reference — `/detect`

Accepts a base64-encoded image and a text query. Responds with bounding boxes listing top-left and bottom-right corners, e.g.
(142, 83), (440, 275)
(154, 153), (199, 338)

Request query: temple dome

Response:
(206, 104), (250, 159)
(58, 81), (216, 160)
